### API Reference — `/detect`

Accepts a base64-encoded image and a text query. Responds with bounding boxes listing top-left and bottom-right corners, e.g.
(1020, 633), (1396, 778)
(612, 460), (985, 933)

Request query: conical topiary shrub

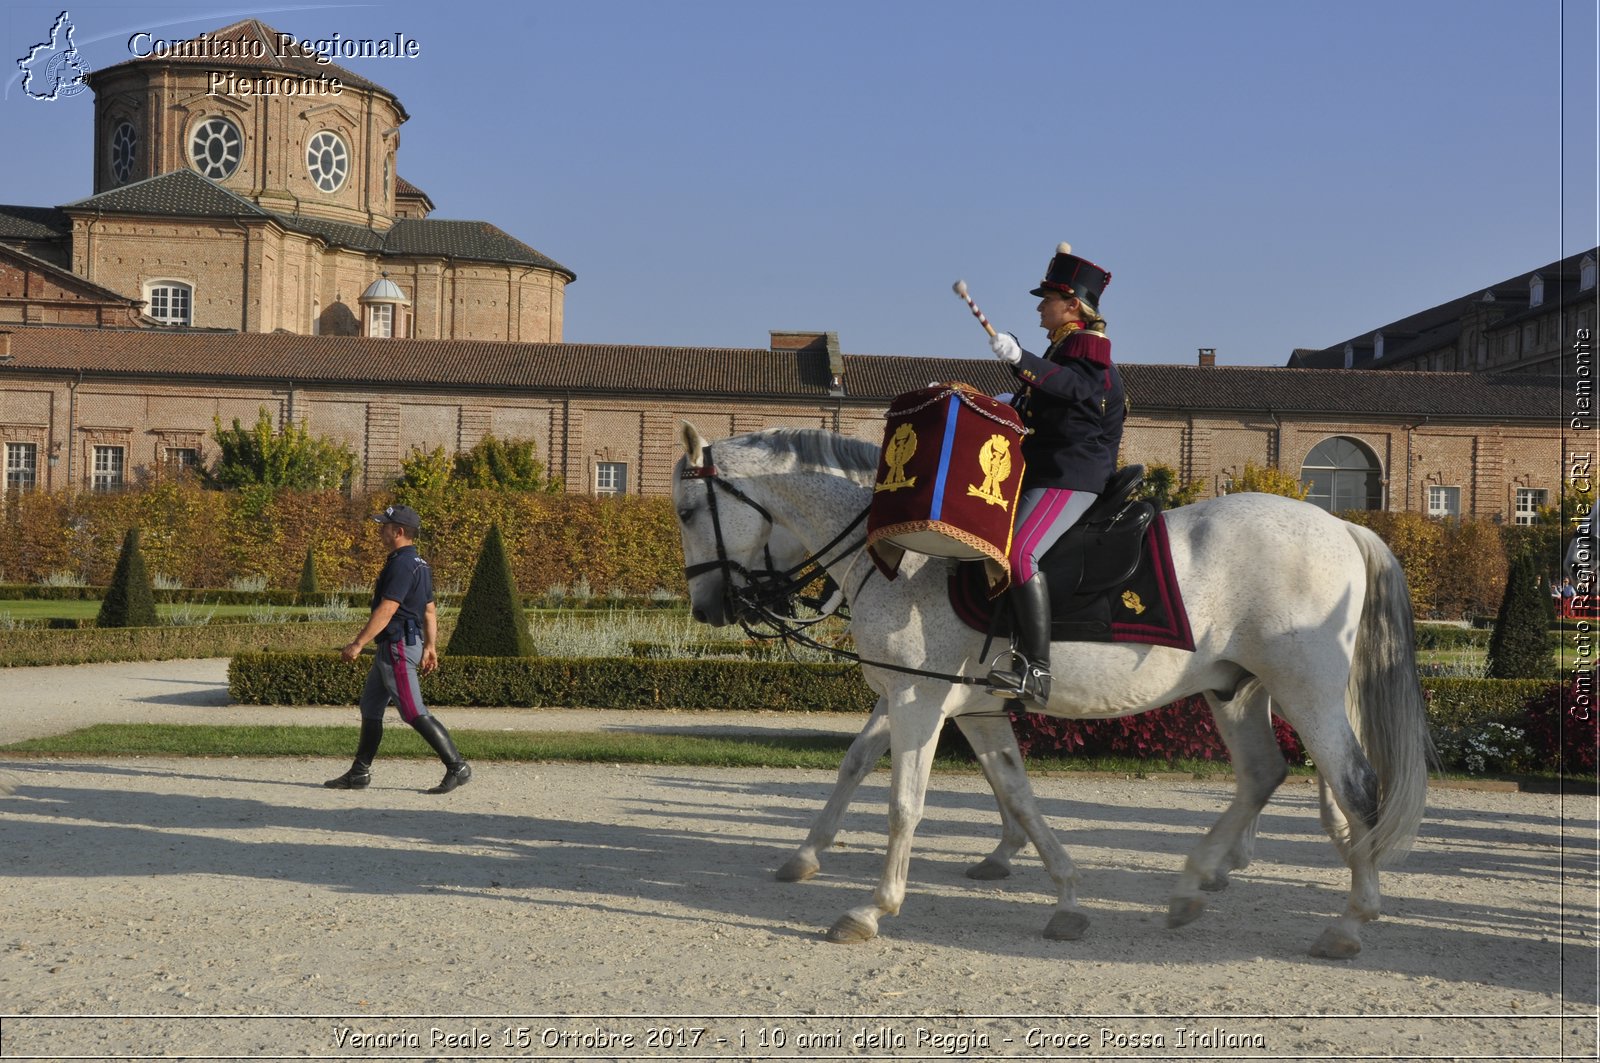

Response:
(297, 546), (319, 602)
(1486, 548), (1555, 678)
(445, 524), (536, 657)
(98, 527), (159, 628)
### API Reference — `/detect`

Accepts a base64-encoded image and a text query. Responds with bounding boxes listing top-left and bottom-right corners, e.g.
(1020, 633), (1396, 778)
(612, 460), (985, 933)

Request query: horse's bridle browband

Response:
(679, 445), (992, 688)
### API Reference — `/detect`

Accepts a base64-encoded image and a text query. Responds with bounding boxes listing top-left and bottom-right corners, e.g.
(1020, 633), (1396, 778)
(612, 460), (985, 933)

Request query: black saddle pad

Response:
(950, 510), (1194, 650)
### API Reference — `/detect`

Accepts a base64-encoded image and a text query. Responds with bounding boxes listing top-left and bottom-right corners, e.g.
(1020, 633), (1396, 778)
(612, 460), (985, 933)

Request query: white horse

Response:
(674, 424), (1433, 958)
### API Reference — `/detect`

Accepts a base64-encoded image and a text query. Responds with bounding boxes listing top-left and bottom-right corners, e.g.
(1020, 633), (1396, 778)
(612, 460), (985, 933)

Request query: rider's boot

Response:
(325, 716), (383, 789)
(411, 715), (472, 794)
(985, 573), (1053, 708)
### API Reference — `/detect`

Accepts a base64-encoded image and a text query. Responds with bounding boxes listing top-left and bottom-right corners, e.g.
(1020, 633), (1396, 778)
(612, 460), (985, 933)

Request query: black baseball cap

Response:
(370, 504), (421, 532)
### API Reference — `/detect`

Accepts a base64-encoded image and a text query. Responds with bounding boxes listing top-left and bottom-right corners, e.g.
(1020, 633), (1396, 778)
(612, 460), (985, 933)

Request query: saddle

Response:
(950, 464), (1194, 649)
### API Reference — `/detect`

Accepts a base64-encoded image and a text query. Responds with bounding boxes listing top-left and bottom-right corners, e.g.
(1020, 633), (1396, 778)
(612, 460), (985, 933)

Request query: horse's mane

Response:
(741, 427), (880, 480)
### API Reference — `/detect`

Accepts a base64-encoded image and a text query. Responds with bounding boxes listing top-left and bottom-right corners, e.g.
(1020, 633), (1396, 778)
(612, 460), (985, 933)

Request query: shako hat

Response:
(370, 504), (422, 532)
(1030, 242), (1111, 313)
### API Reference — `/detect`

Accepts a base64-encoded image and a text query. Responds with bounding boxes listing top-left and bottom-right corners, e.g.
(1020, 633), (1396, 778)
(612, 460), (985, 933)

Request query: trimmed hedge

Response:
(0, 621), (360, 667)
(228, 652), (877, 712)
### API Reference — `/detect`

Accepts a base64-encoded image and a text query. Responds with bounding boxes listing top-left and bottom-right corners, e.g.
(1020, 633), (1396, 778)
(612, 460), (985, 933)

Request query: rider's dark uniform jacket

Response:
(370, 545), (433, 645)
(1009, 327), (1126, 492)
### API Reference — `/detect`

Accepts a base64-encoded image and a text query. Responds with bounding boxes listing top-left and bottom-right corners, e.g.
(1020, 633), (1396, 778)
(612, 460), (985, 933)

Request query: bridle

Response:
(678, 445), (993, 687)
(679, 444), (869, 634)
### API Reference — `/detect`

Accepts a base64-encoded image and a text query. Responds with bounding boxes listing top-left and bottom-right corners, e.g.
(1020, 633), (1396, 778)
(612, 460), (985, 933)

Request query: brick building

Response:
(0, 19), (572, 340)
(0, 326), (1564, 525)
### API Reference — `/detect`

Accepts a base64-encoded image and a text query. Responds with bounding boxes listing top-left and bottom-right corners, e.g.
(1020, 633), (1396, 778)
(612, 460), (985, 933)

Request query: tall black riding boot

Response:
(984, 573), (1053, 708)
(411, 716), (472, 794)
(325, 717), (383, 789)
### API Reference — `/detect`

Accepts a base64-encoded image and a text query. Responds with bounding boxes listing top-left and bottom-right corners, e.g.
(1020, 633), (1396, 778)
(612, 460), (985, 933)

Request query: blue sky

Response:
(3, 0), (1595, 366)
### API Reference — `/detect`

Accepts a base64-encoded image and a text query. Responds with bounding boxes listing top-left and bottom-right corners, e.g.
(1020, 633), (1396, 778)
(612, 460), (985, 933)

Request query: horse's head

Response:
(674, 421), (776, 626)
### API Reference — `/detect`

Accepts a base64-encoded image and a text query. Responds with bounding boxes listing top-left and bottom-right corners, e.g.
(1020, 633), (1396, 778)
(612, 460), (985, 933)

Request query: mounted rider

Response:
(985, 242), (1127, 707)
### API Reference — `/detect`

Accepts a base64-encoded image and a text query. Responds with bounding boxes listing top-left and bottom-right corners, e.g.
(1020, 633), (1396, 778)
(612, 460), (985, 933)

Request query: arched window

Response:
(143, 279), (193, 326)
(1300, 437), (1382, 513)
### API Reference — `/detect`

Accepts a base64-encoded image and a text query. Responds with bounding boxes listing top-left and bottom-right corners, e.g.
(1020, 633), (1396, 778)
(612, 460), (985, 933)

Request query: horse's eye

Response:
(677, 509), (694, 524)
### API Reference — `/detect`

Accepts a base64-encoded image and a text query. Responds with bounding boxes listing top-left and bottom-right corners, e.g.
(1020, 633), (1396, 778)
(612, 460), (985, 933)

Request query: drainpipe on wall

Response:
(66, 370), (82, 491)
(1404, 416), (1430, 513)
(230, 219), (251, 332)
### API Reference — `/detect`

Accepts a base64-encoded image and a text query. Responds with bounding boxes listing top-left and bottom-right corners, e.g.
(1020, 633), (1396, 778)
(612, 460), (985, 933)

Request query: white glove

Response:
(990, 331), (1022, 365)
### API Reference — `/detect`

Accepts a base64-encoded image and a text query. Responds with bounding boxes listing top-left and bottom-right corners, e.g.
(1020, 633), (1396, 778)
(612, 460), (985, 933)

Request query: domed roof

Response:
(358, 276), (409, 304)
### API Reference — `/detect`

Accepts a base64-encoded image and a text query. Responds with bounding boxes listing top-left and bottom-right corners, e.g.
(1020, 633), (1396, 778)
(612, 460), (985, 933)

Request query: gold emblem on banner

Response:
(876, 423), (918, 492)
(1121, 590), (1146, 615)
(966, 434), (1014, 508)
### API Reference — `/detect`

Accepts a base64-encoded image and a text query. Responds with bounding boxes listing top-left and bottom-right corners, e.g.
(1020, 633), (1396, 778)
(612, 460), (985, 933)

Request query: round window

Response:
(306, 131), (349, 193)
(111, 122), (136, 184)
(189, 117), (242, 180)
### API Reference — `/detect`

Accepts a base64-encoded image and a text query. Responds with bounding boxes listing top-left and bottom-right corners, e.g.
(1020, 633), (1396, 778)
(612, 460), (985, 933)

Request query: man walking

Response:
(325, 504), (471, 794)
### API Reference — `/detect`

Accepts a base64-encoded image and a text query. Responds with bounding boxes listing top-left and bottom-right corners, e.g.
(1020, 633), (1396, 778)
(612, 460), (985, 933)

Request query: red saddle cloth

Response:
(866, 383), (1026, 592)
(948, 511), (1195, 650)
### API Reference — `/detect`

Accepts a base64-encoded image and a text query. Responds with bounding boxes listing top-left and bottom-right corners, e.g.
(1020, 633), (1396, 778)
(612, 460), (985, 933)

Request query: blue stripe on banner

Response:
(929, 396), (960, 521)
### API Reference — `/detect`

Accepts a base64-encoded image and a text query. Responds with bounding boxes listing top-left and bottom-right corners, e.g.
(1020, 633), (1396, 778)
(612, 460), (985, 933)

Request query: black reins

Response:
(679, 446), (991, 687)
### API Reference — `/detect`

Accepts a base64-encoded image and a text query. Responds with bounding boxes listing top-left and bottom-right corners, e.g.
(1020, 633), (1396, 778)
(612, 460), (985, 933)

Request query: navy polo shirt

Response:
(370, 545), (433, 644)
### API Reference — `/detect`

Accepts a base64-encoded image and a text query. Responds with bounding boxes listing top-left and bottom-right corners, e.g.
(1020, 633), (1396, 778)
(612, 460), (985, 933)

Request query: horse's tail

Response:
(1343, 521), (1434, 865)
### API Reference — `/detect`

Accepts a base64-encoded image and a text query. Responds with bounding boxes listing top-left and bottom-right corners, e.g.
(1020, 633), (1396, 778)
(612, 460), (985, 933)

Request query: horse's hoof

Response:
(1043, 910), (1090, 941)
(1309, 927), (1362, 959)
(1198, 871), (1230, 892)
(1166, 895), (1207, 928)
(965, 857), (1012, 881)
(825, 912), (877, 944)
(775, 854), (820, 882)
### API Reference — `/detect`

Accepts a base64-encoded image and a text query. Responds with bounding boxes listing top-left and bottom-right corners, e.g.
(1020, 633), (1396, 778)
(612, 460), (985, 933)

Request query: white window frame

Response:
(368, 303), (394, 338)
(1514, 488), (1547, 526)
(595, 461), (628, 495)
(163, 447), (200, 475)
(110, 121), (136, 184)
(189, 116), (243, 180)
(91, 445), (125, 493)
(1582, 255), (1596, 292)
(1373, 333), (1384, 361)
(1426, 485), (1460, 519)
(145, 280), (193, 326)
(1529, 273), (1544, 307)
(305, 130), (350, 193)
(5, 442), (38, 492)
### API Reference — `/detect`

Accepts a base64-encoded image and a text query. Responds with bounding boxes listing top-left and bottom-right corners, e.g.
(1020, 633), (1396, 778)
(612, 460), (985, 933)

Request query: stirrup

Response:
(984, 648), (1030, 700)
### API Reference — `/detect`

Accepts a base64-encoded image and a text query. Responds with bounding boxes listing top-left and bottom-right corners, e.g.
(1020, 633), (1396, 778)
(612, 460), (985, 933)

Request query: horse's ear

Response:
(679, 421), (708, 466)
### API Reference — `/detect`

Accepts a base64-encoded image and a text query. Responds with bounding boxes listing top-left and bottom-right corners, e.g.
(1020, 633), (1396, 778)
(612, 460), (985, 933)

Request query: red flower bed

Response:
(1009, 695), (1304, 765)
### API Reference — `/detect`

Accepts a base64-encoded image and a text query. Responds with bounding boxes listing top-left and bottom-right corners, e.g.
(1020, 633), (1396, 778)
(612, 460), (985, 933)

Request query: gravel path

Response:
(1, 659), (1596, 1060)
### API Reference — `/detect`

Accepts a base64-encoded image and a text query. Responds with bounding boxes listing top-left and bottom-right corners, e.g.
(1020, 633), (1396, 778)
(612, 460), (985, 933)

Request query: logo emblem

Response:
(17, 11), (92, 102)
(876, 423), (918, 493)
(1121, 590), (1146, 615)
(965, 434), (1013, 508)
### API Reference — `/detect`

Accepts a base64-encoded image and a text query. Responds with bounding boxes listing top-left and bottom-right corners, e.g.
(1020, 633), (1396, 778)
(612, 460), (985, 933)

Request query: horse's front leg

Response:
(776, 697), (890, 882)
(955, 712), (1089, 940)
(826, 685), (945, 944)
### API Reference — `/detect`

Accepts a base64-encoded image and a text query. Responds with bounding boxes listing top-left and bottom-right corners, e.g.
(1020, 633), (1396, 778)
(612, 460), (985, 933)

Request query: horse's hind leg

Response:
(1308, 767), (1382, 959)
(1273, 699), (1383, 959)
(1167, 680), (1287, 928)
(952, 712), (1089, 941)
(777, 697), (890, 882)
(953, 714), (1031, 880)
